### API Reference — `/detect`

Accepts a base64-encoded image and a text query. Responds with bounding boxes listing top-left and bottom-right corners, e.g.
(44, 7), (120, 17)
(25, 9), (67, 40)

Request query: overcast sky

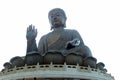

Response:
(0, 0), (120, 80)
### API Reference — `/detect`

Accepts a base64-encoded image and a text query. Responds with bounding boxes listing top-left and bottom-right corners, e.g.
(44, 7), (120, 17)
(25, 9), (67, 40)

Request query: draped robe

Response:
(38, 29), (92, 58)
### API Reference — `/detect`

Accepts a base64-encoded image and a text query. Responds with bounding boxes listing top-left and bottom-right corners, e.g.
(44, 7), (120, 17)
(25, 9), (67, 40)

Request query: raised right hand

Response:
(26, 24), (37, 40)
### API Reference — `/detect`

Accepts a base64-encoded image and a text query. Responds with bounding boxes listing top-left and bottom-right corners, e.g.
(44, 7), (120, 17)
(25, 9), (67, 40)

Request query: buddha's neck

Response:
(53, 27), (64, 32)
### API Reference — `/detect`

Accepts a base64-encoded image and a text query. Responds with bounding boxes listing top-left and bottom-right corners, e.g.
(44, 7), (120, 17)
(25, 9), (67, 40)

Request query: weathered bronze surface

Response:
(83, 57), (97, 68)
(65, 53), (83, 65)
(3, 62), (13, 69)
(44, 51), (64, 64)
(10, 56), (25, 67)
(24, 53), (43, 66)
(2, 8), (107, 70)
(96, 62), (105, 71)
(25, 8), (92, 65)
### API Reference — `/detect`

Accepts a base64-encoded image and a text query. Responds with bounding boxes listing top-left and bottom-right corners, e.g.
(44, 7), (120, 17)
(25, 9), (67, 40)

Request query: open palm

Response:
(26, 24), (37, 40)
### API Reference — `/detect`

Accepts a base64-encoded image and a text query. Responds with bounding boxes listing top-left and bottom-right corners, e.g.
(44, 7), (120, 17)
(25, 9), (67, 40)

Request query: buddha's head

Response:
(48, 8), (67, 30)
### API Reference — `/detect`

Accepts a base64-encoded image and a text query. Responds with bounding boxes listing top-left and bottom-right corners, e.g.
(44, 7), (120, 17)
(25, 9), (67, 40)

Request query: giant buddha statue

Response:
(25, 8), (96, 66)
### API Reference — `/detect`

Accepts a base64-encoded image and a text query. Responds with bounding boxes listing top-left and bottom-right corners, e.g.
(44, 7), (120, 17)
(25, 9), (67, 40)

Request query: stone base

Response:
(17, 78), (85, 80)
(0, 64), (114, 80)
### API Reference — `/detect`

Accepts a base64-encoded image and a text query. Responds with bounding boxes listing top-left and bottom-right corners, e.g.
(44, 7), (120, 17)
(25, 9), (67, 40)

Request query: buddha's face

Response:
(48, 9), (66, 28)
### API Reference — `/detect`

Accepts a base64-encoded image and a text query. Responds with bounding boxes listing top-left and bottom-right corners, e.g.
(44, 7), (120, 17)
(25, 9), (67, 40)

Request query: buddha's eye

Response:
(51, 16), (53, 18)
(56, 14), (60, 16)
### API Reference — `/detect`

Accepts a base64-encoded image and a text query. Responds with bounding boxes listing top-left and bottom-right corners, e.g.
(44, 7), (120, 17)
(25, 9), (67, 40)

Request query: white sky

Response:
(0, 0), (120, 80)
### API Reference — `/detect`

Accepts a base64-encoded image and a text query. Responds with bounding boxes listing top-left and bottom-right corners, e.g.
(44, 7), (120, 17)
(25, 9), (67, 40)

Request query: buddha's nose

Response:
(53, 17), (57, 20)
